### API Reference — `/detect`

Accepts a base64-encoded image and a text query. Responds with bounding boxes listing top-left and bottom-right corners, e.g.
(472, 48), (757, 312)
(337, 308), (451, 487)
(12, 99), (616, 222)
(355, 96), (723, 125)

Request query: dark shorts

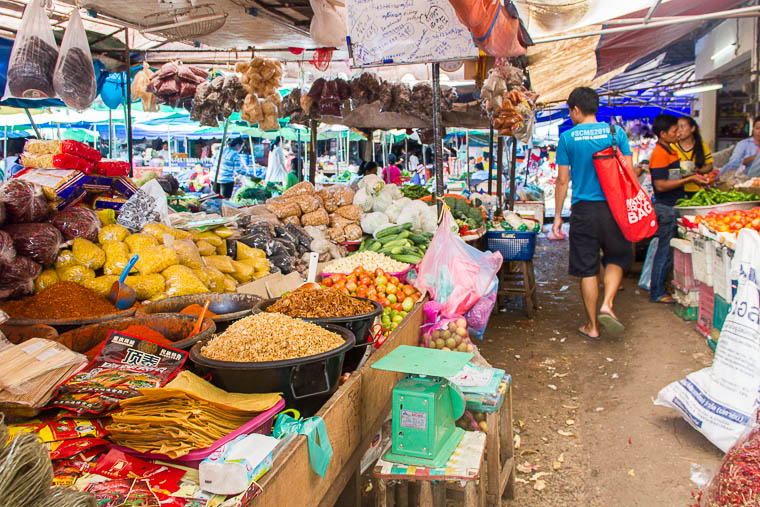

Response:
(569, 201), (633, 278)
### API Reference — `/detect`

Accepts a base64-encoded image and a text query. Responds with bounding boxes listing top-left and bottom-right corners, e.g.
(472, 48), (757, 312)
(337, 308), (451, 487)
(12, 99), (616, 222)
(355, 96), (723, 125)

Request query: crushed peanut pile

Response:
(200, 312), (345, 362)
(265, 287), (374, 318)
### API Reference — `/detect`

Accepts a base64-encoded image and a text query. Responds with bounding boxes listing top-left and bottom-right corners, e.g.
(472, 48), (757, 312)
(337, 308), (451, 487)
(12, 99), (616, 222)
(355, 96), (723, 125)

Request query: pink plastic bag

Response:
(415, 211), (502, 316)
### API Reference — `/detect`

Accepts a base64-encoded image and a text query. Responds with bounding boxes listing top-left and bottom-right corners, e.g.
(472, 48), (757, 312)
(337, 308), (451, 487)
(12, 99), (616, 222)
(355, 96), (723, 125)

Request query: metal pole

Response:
(24, 108), (40, 138)
(3, 125), (6, 180)
(124, 28), (134, 176)
(213, 118), (229, 192)
(509, 138), (517, 211)
(465, 128), (470, 190)
(496, 136), (504, 211)
(108, 109), (113, 158)
(309, 119), (317, 183)
(432, 63), (444, 217)
(382, 131), (388, 169)
(297, 130), (303, 182)
(167, 125), (172, 166)
(404, 136), (409, 173)
(487, 124), (494, 195)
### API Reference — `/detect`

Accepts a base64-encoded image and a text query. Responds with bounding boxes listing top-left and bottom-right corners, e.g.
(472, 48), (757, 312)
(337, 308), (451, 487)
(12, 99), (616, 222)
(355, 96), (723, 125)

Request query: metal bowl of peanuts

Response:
(189, 312), (356, 400)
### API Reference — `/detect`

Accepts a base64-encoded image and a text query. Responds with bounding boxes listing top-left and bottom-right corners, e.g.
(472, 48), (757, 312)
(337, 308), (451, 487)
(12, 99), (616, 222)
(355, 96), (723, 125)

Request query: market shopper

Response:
(673, 116), (713, 193)
(721, 116), (760, 175)
(649, 114), (709, 304)
(214, 137), (249, 199)
(265, 136), (288, 186)
(552, 87), (633, 339)
(382, 154), (402, 184)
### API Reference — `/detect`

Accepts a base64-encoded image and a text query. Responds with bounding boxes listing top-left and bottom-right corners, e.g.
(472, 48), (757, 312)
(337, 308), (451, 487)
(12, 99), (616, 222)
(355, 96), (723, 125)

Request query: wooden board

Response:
(256, 298), (426, 507)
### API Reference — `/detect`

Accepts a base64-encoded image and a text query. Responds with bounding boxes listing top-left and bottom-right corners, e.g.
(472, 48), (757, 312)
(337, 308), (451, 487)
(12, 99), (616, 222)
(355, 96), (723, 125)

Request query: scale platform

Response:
(371, 345), (473, 377)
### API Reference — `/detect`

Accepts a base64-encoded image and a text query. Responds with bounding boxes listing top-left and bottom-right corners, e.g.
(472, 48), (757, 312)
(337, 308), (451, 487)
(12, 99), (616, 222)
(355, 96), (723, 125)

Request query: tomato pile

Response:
(321, 267), (422, 332)
(694, 208), (760, 233)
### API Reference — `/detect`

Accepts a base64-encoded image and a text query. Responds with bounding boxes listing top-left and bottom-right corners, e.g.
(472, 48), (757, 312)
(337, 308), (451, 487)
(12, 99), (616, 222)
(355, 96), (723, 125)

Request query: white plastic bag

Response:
(117, 180), (171, 232)
(637, 237), (658, 291)
(353, 187), (374, 212)
(359, 174), (384, 196)
(360, 212), (389, 235)
(53, 10), (96, 110)
(309, 0), (347, 47)
(655, 229), (760, 452)
(4, 0), (58, 99)
(396, 207), (421, 231)
(372, 188), (394, 213)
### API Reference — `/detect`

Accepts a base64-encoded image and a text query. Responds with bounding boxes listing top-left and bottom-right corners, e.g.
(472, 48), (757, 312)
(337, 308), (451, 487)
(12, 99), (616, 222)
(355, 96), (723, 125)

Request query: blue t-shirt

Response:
(556, 123), (632, 204)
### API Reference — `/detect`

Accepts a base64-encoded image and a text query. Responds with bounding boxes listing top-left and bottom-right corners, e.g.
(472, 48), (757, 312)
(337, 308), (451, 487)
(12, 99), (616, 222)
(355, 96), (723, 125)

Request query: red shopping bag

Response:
(593, 124), (658, 242)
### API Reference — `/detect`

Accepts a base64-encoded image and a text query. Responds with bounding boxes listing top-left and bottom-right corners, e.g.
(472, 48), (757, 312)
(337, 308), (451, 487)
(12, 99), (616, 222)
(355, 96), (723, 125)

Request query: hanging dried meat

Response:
(53, 10), (97, 111)
(146, 61), (208, 109)
(190, 74), (246, 127)
(5, 0), (58, 99)
(350, 72), (382, 108)
(307, 78), (350, 117)
(132, 62), (158, 112)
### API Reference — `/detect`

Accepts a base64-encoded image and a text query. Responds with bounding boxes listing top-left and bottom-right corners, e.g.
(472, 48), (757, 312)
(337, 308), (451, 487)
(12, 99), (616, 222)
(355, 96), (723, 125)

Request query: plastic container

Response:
(189, 324), (355, 416)
(484, 230), (537, 261)
(254, 297), (382, 374)
(136, 293), (263, 332)
(674, 303), (698, 322)
(711, 244), (733, 303)
(712, 294), (731, 340)
(55, 313), (216, 354)
(691, 236), (713, 287)
(112, 398), (285, 467)
(696, 283), (715, 339)
(671, 238), (698, 291)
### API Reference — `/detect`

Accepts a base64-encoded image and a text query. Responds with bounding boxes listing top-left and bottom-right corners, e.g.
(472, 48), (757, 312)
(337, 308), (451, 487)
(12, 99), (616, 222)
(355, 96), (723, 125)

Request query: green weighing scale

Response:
(372, 345), (473, 468)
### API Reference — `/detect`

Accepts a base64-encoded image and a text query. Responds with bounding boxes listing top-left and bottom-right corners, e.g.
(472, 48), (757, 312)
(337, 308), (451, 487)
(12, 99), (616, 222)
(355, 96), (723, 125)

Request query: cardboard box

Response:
(15, 168), (89, 203)
(236, 271), (303, 299)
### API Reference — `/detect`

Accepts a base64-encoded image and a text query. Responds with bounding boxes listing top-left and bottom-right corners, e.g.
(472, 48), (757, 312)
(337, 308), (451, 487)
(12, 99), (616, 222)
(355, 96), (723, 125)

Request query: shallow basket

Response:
(484, 230), (537, 261)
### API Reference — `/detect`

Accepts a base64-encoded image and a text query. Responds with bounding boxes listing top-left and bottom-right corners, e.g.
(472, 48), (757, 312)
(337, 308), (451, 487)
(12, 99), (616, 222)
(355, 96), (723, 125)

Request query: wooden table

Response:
(373, 431), (487, 507)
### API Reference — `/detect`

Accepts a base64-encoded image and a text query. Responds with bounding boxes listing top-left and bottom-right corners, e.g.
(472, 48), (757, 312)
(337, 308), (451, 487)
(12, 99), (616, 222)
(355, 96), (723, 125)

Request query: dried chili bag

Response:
(52, 331), (187, 415)
(52, 9), (96, 111)
(0, 255), (41, 299)
(4, 0), (58, 99)
(0, 202), (6, 227)
(0, 180), (49, 223)
(4, 222), (63, 267)
(52, 206), (101, 242)
(0, 230), (15, 264)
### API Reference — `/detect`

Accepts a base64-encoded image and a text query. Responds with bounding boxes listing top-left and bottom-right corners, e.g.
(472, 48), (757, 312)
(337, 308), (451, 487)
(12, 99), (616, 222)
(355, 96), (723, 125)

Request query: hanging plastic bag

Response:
(53, 10), (97, 110)
(273, 413), (333, 477)
(4, 0), (58, 99)
(637, 237), (658, 291)
(415, 211), (503, 316)
(117, 179), (171, 232)
(309, 0), (347, 48)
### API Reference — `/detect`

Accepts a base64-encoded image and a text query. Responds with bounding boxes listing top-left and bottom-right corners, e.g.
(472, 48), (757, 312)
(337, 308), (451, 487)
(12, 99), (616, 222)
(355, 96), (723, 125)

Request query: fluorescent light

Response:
(673, 83), (723, 96)
(711, 43), (736, 61)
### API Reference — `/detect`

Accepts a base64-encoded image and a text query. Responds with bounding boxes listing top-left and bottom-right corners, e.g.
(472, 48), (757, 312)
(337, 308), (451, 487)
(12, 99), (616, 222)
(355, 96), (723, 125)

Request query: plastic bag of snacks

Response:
(125, 274), (165, 300)
(4, 0), (58, 99)
(24, 139), (61, 154)
(57, 265), (96, 283)
(134, 246), (178, 275)
(195, 240), (216, 256)
(98, 224), (129, 243)
(301, 208), (329, 227)
(143, 222), (191, 241)
(4, 222), (63, 267)
(192, 230), (224, 247)
(54, 249), (77, 269)
(51, 206), (101, 242)
(72, 238), (106, 270)
(124, 233), (158, 253)
(201, 267), (225, 292)
(33, 268), (59, 293)
(0, 255), (40, 299)
(229, 259), (255, 283)
(166, 238), (203, 270)
(203, 255), (235, 274)
(0, 230), (15, 264)
(236, 242), (266, 261)
(0, 180), (49, 223)
(102, 240), (134, 276)
(162, 265), (208, 297)
(83, 275), (119, 298)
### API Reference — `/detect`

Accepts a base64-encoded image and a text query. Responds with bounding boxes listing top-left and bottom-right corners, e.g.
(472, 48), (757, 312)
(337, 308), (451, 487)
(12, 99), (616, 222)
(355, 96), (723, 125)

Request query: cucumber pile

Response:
(356, 223), (431, 265)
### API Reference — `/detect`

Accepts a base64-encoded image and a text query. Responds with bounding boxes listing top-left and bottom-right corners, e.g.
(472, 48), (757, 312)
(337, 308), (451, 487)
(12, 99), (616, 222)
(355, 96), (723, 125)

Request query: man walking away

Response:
(552, 87), (633, 340)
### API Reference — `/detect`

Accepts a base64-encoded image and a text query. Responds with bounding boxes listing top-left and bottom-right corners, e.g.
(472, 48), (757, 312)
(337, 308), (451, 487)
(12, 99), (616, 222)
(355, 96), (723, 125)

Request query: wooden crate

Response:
(256, 299), (426, 507)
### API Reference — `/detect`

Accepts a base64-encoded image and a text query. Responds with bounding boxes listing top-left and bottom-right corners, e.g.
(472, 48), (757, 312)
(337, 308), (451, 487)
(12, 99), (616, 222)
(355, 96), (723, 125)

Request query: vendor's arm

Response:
(652, 173), (707, 192)
(552, 164), (570, 235)
(722, 139), (754, 174)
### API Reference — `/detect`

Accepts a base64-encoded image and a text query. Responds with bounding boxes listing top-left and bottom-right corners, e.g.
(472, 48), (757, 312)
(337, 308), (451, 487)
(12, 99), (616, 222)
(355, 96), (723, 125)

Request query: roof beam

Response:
(643, 0), (663, 24)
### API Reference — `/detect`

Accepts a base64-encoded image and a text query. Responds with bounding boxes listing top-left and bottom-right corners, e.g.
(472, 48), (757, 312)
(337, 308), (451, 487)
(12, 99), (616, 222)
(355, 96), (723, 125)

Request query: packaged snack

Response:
(51, 205), (100, 242)
(301, 208), (329, 227)
(203, 255), (235, 273)
(162, 265), (208, 297)
(4, 222), (63, 266)
(236, 242), (266, 260)
(8, 417), (108, 442)
(134, 246), (179, 275)
(230, 259), (255, 283)
(0, 179), (49, 223)
(52, 331), (187, 415)
(57, 265), (96, 283)
(166, 238), (203, 270)
(265, 200), (301, 219)
(0, 229), (15, 263)
(125, 274), (165, 300)
(102, 240), (134, 276)
(124, 232), (158, 253)
(54, 249), (77, 269)
(95, 159), (130, 177)
(34, 268), (59, 293)
(98, 223), (129, 243)
(195, 240), (216, 256)
(52, 9), (97, 110)
(191, 230), (223, 247)
(60, 140), (101, 163)
(202, 267), (225, 293)
(24, 139), (61, 155)
(83, 275), (119, 298)
(72, 238), (106, 270)
(336, 204), (363, 221)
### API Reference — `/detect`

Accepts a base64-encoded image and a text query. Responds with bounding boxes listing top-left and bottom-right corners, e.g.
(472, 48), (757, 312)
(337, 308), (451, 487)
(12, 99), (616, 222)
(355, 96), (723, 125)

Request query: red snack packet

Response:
(92, 449), (186, 494)
(48, 437), (109, 460)
(61, 139), (102, 162)
(52, 153), (81, 170)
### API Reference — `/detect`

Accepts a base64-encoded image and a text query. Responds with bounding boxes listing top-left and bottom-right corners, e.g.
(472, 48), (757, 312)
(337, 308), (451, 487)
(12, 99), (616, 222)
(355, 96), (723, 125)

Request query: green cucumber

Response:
(393, 254), (423, 264)
(376, 223), (412, 238)
(369, 241), (382, 252)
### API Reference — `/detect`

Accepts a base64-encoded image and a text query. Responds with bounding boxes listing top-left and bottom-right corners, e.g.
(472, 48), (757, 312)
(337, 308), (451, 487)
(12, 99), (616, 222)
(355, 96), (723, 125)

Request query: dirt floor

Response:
(478, 236), (725, 507)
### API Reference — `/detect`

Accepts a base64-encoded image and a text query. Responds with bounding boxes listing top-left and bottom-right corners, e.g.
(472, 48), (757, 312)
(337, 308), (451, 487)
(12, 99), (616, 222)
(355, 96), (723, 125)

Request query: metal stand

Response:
(487, 125), (494, 195)
(496, 137), (504, 211)
(123, 28), (133, 175)
(509, 138), (517, 211)
(213, 118), (229, 193)
(309, 119), (318, 183)
(432, 63), (444, 218)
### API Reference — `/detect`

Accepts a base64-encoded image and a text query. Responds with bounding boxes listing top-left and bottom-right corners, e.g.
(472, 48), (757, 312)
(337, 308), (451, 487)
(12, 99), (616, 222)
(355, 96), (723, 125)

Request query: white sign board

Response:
(346, 0), (478, 67)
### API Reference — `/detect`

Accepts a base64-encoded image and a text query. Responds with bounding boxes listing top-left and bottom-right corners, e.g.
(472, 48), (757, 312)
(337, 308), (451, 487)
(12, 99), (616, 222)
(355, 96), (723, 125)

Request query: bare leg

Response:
(600, 264), (624, 319)
(579, 276), (599, 338)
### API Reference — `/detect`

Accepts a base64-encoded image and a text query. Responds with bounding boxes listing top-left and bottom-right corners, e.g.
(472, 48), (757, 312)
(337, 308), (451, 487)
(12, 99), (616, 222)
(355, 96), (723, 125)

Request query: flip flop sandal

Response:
(653, 296), (675, 304)
(598, 313), (625, 335)
(578, 329), (600, 341)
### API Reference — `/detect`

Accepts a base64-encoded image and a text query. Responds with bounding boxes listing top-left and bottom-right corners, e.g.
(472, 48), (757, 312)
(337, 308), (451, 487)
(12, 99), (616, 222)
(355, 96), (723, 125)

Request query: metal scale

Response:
(372, 345), (473, 468)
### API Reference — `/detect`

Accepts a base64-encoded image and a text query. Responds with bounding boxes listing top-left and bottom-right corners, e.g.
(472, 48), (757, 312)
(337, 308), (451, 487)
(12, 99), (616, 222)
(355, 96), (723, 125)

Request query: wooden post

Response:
(465, 128), (470, 189)
(382, 131), (388, 168)
(123, 28), (133, 175)
(497, 136), (504, 212)
(487, 124), (494, 195)
(309, 119), (318, 183)
(404, 136), (409, 173)
(509, 138), (517, 211)
(297, 130), (303, 182)
(432, 63), (444, 217)
(213, 118), (229, 192)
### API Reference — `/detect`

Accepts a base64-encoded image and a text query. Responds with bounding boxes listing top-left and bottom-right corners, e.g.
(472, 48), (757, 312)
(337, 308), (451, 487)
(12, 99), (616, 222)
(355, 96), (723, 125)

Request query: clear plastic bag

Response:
(0, 180), (49, 224)
(4, 0), (58, 99)
(53, 10), (96, 110)
(98, 224), (129, 244)
(4, 222), (63, 267)
(72, 238), (106, 270)
(166, 237), (203, 270)
(415, 211), (503, 316)
(0, 230), (15, 264)
(162, 265), (208, 297)
(33, 268), (59, 293)
(125, 273), (166, 300)
(83, 275), (119, 298)
(102, 240), (134, 276)
(465, 279), (497, 339)
(134, 245), (179, 275)
(51, 206), (101, 242)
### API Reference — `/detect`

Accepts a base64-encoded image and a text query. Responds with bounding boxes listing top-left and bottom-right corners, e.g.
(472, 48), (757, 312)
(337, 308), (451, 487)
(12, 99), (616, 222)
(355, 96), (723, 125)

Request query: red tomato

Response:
(357, 287), (367, 298)
(375, 268), (385, 277)
(323, 278), (333, 287)
(367, 288), (377, 298)
(347, 274), (357, 284)
(380, 298), (390, 307)
(392, 303), (403, 312)
(390, 276), (400, 285)
(403, 285), (415, 296)
(352, 267), (363, 276)
(360, 276), (371, 286)
(410, 293), (421, 302)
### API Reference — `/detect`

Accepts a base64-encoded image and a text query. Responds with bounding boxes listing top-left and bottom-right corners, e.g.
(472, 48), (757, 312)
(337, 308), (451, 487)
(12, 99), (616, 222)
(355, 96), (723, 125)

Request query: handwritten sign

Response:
(346, 0), (478, 67)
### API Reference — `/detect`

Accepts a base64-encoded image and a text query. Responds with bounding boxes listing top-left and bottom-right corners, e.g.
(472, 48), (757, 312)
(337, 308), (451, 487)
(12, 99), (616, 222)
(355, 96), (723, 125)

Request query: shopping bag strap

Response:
(608, 123), (617, 154)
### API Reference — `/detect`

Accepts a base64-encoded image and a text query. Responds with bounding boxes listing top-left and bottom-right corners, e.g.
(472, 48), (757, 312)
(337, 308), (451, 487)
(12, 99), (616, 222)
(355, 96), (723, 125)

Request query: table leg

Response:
(419, 481), (433, 507)
(432, 482), (445, 506)
(464, 481), (480, 507)
(503, 388), (516, 499)
(397, 481), (409, 507)
(376, 479), (387, 507)
(486, 410), (499, 506)
(387, 482), (396, 507)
